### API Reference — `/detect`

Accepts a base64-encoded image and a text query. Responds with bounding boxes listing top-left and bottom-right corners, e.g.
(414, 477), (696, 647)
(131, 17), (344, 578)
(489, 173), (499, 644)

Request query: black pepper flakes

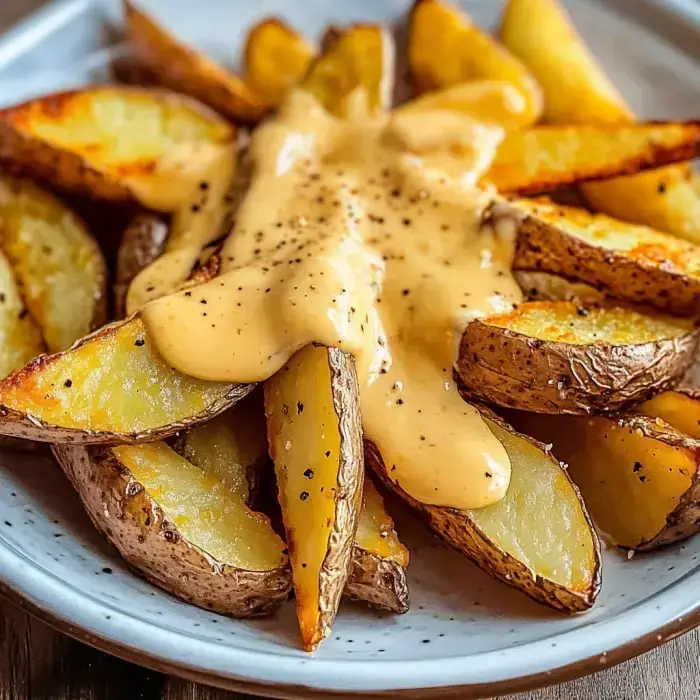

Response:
(134, 338), (145, 347)
(303, 468), (314, 479)
(64, 379), (73, 388)
(300, 491), (310, 501)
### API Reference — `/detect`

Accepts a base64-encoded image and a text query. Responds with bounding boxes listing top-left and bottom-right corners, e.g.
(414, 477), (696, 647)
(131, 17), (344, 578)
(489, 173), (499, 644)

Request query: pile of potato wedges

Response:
(0, 0), (698, 652)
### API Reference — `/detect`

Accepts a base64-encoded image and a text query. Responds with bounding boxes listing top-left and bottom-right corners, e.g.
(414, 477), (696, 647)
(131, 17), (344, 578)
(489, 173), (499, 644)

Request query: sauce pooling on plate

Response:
(142, 89), (523, 509)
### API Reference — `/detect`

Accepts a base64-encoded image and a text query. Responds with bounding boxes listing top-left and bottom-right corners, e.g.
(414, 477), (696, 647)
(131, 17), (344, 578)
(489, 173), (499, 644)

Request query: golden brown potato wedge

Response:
(500, 198), (700, 316)
(53, 441), (291, 616)
(301, 24), (395, 118)
(0, 87), (234, 211)
(0, 175), (107, 352)
(115, 215), (168, 319)
(397, 80), (537, 130)
(458, 301), (699, 414)
(123, 1), (267, 123)
(637, 387), (700, 440)
(408, 0), (542, 124)
(500, 0), (700, 243)
(368, 411), (600, 613)
(265, 345), (363, 651)
(0, 316), (250, 443)
(486, 123), (700, 194)
(510, 411), (700, 550)
(244, 18), (314, 107)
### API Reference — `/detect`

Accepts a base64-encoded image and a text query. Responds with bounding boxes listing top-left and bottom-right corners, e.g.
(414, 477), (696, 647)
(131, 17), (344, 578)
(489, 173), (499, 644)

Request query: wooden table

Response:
(1, 2), (699, 699)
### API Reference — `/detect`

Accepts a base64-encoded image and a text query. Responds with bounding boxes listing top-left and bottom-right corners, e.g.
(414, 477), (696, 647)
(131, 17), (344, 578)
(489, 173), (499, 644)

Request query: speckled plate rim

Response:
(1, 531), (700, 698)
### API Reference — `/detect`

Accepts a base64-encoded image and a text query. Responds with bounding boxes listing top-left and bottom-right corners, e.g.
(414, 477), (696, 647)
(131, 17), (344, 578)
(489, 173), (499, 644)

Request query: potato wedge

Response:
(458, 301), (699, 414)
(368, 412), (600, 612)
(0, 175), (107, 351)
(115, 215), (168, 319)
(501, 198), (700, 316)
(53, 441), (291, 615)
(637, 387), (700, 440)
(500, 0), (700, 243)
(0, 87), (234, 211)
(397, 80), (537, 130)
(124, 1), (266, 123)
(244, 19), (314, 107)
(346, 478), (409, 614)
(408, 0), (542, 125)
(510, 411), (700, 550)
(0, 316), (250, 443)
(265, 345), (363, 651)
(486, 123), (700, 194)
(301, 25), (394, 118)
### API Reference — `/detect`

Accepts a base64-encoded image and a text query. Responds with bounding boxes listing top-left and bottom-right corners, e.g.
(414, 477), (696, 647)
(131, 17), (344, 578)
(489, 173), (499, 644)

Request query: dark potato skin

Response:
(52, 444), (292, 616)
(345, 546), (409, 614)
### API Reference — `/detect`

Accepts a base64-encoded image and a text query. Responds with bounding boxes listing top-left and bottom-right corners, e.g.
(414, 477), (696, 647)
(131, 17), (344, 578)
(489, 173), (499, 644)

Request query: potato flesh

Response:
(113, 442), (286, 570)
(0, 317), (235, 433)
(356, 478), (408, 566)
(0, 251), (44, 378)
(511, 414), (697, 548)
(485, 301), (691, 345)
(265, 345), (348, 648)
(469, 419), (596, 591)
(183, 391), (268, 501)
(638, 392), (700, 440)
(0, 176), (104, 352)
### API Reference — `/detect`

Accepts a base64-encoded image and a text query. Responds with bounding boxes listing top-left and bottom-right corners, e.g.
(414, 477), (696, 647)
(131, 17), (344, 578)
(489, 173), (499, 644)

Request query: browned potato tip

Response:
(458, 301), (699, 414)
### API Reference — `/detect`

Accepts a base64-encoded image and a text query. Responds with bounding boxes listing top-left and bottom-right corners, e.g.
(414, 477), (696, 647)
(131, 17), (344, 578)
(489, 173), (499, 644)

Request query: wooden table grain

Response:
(1, 2), (699, 699)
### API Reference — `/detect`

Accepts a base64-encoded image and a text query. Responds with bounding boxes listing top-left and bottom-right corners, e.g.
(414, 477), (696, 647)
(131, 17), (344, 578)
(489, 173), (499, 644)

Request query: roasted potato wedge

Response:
(458, 301), (699, 414)
(510, 411), (700, 550)
(0, 175), (107, 352)
(501, 198), (700, 317)
(368, 412), (600, 612)
(500, 0), (700, 243)
(397, 80), (537, 130)
(124, 1), (266, 123)
(486, 123), (700, 194)
(53, 441), (291, 616)
(637, 387), (700, 440)
(0, 316), (250, 443)
(408, 0), (542, 125)
(301, 24), (395, 118)
(244, 19), (314, 107)
(115, 215), (168, 319)
(265, 345), (364, 651)
(0, 87), (234, 211)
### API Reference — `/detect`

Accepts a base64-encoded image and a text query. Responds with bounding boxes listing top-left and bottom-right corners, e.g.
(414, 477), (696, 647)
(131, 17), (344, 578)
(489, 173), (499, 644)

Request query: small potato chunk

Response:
(265, 345), (363, 651)
(408, 0), (542, 124)
(244, 19), (314, 107)
(458, 301), (699, 414)
(487, 123), (700, 195)
(0, 316), (250, 443)
(637, 388), (700, 440)
(511, 412), (700, 550)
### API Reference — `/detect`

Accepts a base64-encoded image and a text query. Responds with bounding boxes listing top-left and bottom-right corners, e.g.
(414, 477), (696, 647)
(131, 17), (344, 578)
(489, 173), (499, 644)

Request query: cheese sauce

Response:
(142, 90), (523, 509)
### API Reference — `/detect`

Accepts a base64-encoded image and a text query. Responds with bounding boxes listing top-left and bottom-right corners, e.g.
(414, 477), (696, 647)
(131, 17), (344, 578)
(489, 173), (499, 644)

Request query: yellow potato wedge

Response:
(397, 80), (536, 130)
(53, 441), (291, 616)
(500, 198), (700, 316)
(500, 0), (700, 242)
(486, 123), (700, 194)
(637, 387), (700, 440)
(368, 412), (600, 613)
(115, 215), (168, 319)
(408, 0), (542, 124)
(510, 411), (700, 550)
(0, 86), (234, 211)
(0, 316), (250, 444)
(265, 345), (363, 651)
(123, 1), (267, 123)
(301, 24), (395, 118)
(0, 175), (107, 352)
(458, 301), (699, 414)
(244, 18), (314, 107)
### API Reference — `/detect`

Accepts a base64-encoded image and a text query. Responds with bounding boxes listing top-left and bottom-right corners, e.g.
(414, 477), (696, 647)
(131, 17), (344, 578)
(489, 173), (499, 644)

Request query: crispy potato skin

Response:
(52, 444), (291, 615)
(115, 215), (168, 319)
(344, 546), (409, 614)
(366, 434), (599, 613)
(458, 314), (699, 415)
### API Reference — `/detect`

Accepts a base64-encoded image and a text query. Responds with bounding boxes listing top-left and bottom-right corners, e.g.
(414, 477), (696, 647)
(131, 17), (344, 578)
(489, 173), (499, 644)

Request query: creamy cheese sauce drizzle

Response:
(142, 90), (523, 509)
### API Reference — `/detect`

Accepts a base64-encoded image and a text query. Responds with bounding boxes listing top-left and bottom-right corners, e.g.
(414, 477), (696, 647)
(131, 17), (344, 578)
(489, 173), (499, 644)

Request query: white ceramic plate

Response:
(1, 1), (700, 697)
